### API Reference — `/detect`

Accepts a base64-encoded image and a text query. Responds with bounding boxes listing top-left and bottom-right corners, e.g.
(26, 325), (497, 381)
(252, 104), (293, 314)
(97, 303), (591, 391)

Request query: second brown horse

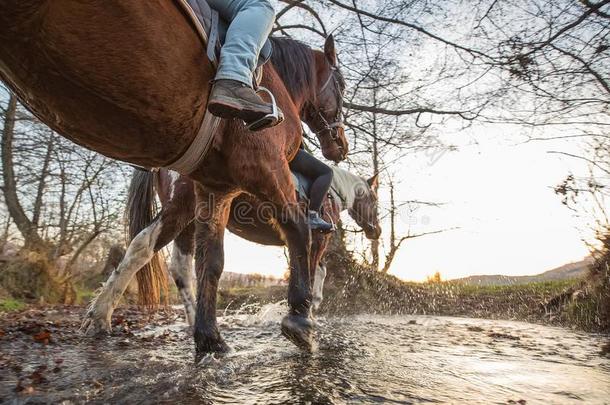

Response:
(102, 166), (381, 331)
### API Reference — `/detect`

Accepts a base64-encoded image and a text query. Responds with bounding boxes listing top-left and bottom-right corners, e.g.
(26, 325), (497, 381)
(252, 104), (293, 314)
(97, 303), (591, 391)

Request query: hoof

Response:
(194, 330), (230, 361)
(195, 340), (230, 363)
(80, 313), (111, 337)
(281, 314), (315, 352)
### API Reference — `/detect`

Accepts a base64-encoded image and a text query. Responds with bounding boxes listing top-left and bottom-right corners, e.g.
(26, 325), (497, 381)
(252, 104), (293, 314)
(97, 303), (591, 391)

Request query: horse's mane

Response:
(330, 166), (366, 208)
(269, 37), (316, 101)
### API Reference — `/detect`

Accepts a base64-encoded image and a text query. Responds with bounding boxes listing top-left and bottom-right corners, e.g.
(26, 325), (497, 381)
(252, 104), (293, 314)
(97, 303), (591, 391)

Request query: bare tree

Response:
(0, 88), (129, 299)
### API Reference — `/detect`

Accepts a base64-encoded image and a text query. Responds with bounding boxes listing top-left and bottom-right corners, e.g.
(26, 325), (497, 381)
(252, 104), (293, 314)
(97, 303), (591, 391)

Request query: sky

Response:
(222, 122), (598, 282)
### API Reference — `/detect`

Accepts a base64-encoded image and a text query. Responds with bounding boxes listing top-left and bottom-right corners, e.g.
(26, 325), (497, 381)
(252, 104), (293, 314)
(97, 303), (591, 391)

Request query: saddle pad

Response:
(292, 171), (312, 201)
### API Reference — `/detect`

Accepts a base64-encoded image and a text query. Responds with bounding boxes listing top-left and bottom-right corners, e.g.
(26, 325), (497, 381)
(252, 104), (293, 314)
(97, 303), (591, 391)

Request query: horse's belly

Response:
(227, 194), (285, 246)
(0, 0), (212, 167)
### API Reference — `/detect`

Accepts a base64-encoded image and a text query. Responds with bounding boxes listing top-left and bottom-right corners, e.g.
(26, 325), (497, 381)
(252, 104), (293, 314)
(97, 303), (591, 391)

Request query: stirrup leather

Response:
(246, 86), (284, 131)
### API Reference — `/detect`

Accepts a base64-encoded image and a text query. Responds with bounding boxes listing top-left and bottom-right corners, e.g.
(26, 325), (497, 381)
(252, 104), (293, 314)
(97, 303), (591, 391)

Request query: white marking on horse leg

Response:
(168, 242), (196, 327)
(312, 264), (327, 312)
(168, 170), (181, 199)
(84, 219), (163, 332)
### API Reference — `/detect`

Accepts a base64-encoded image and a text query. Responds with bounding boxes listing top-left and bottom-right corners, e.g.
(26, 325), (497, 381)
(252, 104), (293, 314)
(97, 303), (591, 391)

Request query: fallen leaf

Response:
(29, 367), (48, 385)
(113, 315), (125, 326)
(33, 330), (51, 345)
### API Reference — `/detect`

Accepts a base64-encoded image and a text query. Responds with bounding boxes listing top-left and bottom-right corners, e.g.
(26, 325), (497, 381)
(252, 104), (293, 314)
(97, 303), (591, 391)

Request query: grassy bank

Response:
(0, 298), (26, 313)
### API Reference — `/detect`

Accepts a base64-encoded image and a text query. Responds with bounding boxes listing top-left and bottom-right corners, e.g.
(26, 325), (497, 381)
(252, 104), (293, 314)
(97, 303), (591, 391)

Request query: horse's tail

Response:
(126, 168), (168, 309)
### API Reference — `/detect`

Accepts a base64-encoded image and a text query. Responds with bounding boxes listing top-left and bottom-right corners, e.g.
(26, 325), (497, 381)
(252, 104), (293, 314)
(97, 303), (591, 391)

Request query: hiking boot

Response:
(307, 210), (334, 233)
(208, 79), (274, 123)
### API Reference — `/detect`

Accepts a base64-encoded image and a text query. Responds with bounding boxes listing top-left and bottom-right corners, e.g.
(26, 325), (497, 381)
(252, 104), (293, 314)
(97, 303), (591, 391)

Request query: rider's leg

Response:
(207, 0), (276, 122)
(289, 149), (334, 232)
(208, 0), (274, 86)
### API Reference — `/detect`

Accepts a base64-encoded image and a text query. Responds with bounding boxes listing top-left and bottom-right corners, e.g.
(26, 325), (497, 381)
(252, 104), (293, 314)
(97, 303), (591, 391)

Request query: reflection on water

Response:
(1, 303), (609, 404)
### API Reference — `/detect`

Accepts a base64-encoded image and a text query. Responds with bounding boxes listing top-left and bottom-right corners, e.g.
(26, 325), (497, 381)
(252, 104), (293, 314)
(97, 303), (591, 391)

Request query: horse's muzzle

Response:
(321, 127), (349, 163)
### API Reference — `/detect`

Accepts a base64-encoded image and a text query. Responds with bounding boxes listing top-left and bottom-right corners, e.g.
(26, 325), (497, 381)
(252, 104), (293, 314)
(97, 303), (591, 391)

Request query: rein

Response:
(329, 184), (348, 210)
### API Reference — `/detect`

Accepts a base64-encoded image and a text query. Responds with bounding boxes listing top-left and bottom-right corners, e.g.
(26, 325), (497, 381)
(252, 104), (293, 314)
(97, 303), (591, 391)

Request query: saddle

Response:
(166, 0), (282, 175)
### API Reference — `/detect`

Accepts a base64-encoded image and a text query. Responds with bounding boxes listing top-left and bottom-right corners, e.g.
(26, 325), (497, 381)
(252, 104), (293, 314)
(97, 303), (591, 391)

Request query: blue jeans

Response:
(207, 0), (275, 86)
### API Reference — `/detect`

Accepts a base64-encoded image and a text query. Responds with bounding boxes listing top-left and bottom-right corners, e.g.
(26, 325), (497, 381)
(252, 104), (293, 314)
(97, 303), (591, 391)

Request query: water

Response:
(1, 304), (609, 404)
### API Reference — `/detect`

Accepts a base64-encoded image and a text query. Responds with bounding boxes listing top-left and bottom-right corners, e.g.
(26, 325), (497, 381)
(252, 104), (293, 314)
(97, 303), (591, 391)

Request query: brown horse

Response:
(102, 166), (381, 328)
(0, 2), (348, 356)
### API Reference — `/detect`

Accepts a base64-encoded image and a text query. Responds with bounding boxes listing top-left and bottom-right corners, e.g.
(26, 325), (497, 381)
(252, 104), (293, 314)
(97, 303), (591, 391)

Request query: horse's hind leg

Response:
(193, 186), (234, 359)
(81, 217), (163, 335)
(168, 223), (196, 327)
(82, 202), (194, 335)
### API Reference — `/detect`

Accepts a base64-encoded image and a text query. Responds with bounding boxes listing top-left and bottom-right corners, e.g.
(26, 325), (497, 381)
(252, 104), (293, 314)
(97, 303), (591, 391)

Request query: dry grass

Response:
(0, 252), (62, 304)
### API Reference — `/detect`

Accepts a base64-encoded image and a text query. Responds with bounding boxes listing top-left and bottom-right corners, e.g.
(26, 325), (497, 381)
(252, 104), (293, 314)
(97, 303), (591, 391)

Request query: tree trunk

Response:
(1, 94), (46, 251)
(32, 134), (54, 228)
(370, 85), (380, 271)
(382, 181), (399, 273)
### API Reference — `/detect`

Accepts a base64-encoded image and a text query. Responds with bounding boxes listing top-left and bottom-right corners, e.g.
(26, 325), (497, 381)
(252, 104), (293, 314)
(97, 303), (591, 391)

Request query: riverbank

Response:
(0, 270), (587, 330)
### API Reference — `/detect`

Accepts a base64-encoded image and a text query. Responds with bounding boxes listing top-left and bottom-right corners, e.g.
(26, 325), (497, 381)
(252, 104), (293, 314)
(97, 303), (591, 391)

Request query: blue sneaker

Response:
(308, 210), (334, 233)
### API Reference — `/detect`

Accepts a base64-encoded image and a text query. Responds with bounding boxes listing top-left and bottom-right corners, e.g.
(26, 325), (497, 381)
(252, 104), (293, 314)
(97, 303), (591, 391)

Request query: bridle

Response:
(309, 66), (345, 144)
(349, 194), (378, 233)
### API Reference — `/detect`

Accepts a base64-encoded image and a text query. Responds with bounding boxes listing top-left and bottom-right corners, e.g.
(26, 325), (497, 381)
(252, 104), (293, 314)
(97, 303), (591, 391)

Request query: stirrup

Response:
(246, 86), (284, 132)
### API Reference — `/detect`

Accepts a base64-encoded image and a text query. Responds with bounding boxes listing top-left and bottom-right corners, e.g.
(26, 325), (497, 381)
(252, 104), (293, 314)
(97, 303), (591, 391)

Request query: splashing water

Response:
(221, 300), (288, 328)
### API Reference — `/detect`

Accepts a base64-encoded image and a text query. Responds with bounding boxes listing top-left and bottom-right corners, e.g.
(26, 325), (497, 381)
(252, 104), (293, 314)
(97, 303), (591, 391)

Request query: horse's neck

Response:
(330, 167), (359, 212)
(294, 77), (315, 114)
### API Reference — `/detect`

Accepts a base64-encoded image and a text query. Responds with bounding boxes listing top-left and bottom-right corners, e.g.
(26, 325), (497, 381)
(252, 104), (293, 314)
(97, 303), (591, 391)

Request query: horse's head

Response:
(349, 174), (382, 240)
(303, 35), (348, 163)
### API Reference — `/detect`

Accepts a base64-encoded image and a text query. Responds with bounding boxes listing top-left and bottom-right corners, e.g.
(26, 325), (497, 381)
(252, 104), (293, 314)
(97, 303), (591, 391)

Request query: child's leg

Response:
(289, 149), (333, 212)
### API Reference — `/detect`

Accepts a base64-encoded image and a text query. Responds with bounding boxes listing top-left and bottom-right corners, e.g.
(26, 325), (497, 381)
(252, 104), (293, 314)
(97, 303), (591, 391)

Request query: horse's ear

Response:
(367, 174), (379, 192)
(324, 35), (337, 67)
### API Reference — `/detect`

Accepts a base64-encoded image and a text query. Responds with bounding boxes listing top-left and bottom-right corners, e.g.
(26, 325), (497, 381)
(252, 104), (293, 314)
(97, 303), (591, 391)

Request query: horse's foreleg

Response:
(278, 212), (315, 351)
(168, 223), (196, 327)
(312, 263), (327, 312)
(235, 154), (315, 351)
(310, 234), (329, 313)
(81, 218), (163, 335)
(193, 187), (233, 359)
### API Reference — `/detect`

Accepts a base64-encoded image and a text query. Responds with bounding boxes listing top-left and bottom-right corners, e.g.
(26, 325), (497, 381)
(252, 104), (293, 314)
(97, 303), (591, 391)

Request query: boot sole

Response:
(208, 96), (271, 123)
